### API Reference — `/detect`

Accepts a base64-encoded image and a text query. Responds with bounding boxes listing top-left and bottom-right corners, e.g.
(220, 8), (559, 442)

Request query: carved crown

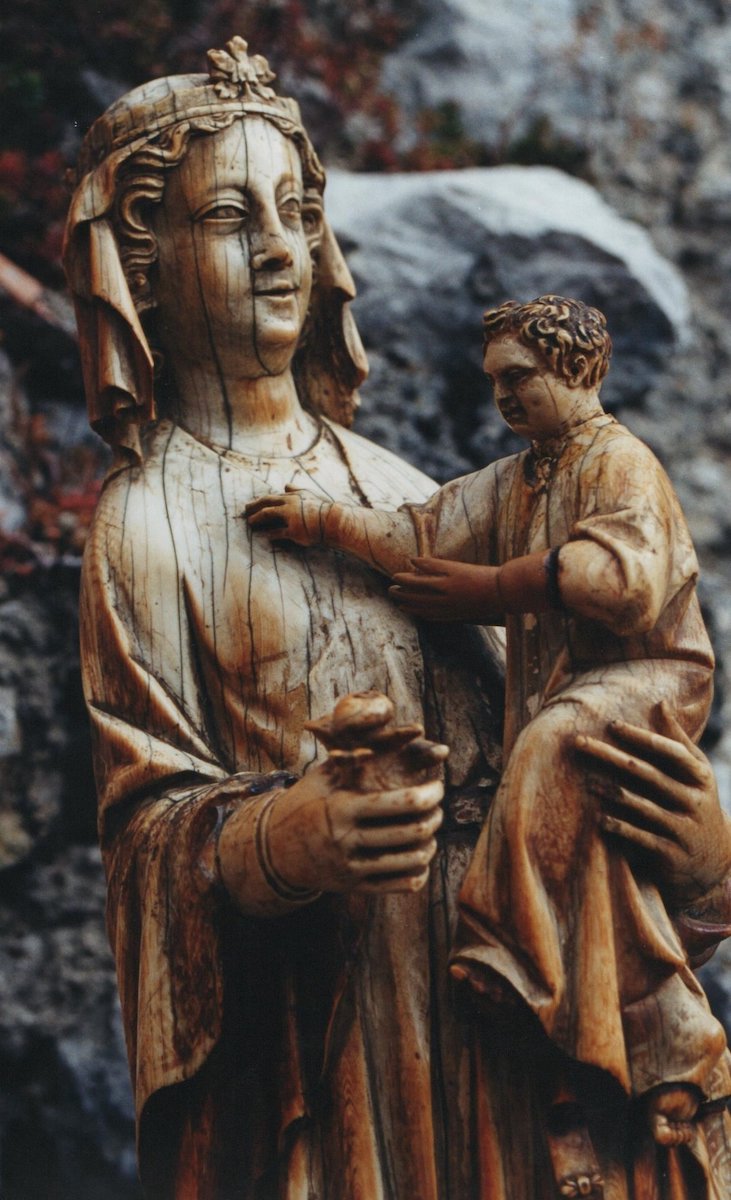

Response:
(73, 37), (300, 182)
(207, 36), (277, 101)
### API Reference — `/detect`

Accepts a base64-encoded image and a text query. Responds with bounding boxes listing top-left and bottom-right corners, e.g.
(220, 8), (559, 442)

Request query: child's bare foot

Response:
(546, 1102), (604, 1198)
(647, 1084), (700, 1146)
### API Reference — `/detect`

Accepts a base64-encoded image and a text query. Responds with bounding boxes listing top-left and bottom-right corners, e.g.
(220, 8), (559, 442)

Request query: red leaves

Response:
(1, 410), (106, 573)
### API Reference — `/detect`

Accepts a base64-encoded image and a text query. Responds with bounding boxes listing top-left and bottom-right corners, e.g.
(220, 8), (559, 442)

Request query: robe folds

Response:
(81, 415), (731, 1199)
(410, 414), (731, 1157)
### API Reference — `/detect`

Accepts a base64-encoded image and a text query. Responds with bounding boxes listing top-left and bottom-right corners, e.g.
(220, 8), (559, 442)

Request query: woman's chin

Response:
(233, 341), (299, 379)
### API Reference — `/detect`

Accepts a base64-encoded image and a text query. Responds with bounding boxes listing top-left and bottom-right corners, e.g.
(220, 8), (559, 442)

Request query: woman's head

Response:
(119, 115), (324, 382)
(64, 38), (367, 452)
(109, 85), (325, 327)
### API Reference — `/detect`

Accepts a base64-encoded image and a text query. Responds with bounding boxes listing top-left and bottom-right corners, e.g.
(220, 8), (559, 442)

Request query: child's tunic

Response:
(408, 412), (731, 1104)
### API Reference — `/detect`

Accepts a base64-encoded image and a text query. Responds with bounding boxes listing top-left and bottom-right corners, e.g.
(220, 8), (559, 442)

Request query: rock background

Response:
(375, 0), (731, 787)
(1, 1), (731, 1195)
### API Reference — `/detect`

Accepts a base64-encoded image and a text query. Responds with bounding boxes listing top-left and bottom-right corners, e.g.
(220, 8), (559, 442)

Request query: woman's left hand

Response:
(577, 701), (731, 905)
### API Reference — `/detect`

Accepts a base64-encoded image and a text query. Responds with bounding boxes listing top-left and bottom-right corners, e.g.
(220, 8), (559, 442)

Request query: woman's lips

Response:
(254, 281), (298, 298)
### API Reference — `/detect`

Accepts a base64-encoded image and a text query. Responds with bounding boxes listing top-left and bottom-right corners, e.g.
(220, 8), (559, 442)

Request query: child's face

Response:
(483, 334), (592, 441)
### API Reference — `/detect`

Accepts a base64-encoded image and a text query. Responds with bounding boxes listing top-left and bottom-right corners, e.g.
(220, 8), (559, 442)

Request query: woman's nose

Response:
(251, 229), (294, 272)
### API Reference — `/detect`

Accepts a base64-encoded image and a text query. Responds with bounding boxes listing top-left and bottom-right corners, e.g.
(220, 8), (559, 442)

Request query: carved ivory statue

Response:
(249, 292), (731, 1192)
(64, 39), (731, 1200)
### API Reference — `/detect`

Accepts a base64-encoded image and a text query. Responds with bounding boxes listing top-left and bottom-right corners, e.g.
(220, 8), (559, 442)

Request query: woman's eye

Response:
(200, 204), (248, 222)
(302, 206), (322, 233)
(279, 197), (302, 220)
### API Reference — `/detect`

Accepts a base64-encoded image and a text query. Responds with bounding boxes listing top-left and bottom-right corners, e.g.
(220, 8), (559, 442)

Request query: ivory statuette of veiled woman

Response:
(64, 37), (731, 1200)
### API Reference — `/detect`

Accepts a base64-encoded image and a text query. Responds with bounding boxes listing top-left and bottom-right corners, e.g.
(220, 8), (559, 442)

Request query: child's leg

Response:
(453, 697), (618, 1047)
(453, 668), (719, 1092)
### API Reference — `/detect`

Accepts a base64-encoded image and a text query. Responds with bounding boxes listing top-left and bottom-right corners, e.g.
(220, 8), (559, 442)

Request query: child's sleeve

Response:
(556, 434), (698, 636)
(402, 464), (500, 565)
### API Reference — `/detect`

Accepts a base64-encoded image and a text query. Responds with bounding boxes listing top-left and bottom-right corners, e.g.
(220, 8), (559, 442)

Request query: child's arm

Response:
(244, 489), (420, 577)
(395, 432), (702, 630)
(246, 479), (559, 624)
(552, 433), (698, 638)
(390, 551), (559, 623)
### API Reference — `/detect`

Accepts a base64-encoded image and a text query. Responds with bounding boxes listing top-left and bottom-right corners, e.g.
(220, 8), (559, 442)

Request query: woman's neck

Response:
(167, 365), (317, 456)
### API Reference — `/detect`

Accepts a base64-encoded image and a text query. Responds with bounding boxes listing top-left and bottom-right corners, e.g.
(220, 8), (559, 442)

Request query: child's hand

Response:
(245, 487), (331, 547)
(390, 557), (504, 623)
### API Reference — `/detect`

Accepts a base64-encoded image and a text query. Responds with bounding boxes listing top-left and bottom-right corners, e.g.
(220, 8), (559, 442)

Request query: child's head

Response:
(482, 295), (612, 441)
(483, 295), (612, 388)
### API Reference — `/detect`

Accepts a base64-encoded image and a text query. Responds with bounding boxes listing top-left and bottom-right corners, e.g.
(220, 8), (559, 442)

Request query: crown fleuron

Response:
(207, 36), (277, 101)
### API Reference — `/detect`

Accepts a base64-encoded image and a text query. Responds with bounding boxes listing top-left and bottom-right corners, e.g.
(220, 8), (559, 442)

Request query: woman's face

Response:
(151, 117), (317, 379)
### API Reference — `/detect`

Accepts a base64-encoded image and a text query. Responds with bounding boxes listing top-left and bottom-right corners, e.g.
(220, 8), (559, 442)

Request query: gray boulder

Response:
(327, 165), (688, 478)
(380, 0), (591, 156)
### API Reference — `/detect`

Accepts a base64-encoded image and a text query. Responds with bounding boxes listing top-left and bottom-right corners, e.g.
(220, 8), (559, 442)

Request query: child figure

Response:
(246, 295), (730, 1190)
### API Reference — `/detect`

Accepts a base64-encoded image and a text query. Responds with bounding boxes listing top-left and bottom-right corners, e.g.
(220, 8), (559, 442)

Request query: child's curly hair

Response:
(482, 294), (612, 389)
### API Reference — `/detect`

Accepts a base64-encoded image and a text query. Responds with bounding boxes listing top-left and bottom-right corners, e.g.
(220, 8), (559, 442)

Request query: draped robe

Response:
(81, 415), (731, 1199)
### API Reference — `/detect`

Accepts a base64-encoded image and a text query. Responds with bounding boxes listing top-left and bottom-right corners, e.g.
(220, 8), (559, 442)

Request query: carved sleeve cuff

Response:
(494, 549), (563, 614)
(200, 772), (322, 917)
(254, 789), (322, 904)
(675, 876), (731, 967)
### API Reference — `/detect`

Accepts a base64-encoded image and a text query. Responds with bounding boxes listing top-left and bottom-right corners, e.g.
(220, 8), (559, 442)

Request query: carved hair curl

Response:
(482, 294), (612, 388)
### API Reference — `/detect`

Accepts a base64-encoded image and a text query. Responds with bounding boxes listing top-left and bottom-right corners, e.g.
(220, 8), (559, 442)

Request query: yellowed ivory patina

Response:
(66, 39), (731, 1200)
(248, 294), (731, 1196)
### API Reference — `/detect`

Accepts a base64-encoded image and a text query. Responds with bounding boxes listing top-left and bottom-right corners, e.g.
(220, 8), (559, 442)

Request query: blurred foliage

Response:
(0, 0), (493, 282)
(504, 115), (590, 178)
(0, 0), (508, 569)
(403, 101), (492, 171)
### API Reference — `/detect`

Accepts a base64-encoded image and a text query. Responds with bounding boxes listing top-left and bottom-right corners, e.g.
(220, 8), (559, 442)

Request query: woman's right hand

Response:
(218, 761), (445, 911)
(265, 763), (445, 895)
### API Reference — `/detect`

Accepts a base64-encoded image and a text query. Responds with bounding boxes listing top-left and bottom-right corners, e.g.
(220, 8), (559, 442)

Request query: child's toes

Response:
(558, 1170), (604, 1197)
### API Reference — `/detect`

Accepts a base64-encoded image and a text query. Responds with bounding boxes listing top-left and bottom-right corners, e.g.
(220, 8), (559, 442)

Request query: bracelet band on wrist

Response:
(255, 790), (322, 904)
(545, 546), (564, 610)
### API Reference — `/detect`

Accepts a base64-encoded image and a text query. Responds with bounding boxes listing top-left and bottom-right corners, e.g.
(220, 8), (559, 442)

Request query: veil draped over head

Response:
(63, 37), (368, 464)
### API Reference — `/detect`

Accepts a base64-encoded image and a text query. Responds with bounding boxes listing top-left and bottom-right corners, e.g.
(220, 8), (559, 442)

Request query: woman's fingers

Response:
(599, 812), (680, 860)
(577, 733), (682, 806)
(353, 780), (444, 821)
(610, 714), (705, 783)
(653, 700), (703, 759)
(577, 712), (727, 902)
(576, 732), (697, 809)
(357, 867), (432, 894)
(598, 785), (684, 842)
(350, 840), (438, 878)
(352, 807), (443, 853)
